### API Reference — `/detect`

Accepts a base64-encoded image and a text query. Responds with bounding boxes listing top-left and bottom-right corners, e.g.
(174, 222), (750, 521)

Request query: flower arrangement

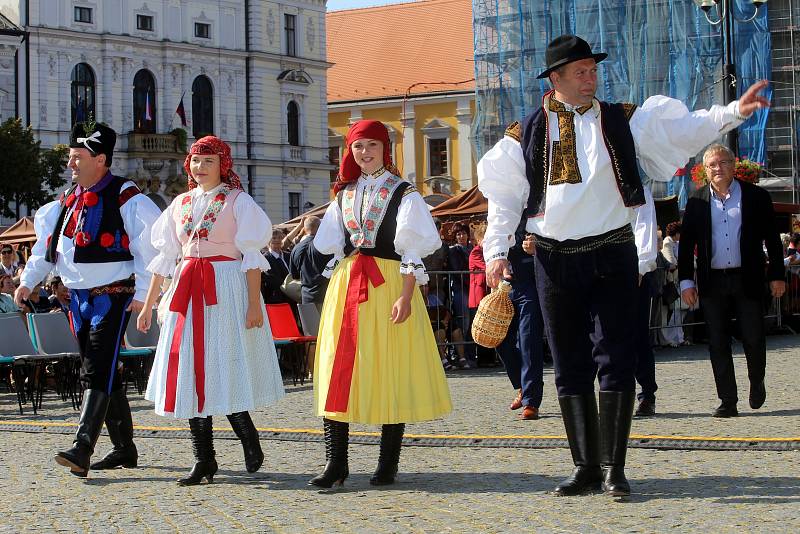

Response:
(690, 157), (763, 186)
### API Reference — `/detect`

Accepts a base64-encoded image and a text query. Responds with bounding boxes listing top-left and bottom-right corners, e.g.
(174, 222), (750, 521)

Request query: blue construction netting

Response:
(471, 0), (772, 197)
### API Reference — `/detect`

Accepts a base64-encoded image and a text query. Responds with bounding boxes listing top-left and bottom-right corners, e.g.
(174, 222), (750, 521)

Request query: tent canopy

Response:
(0, 217), (36, 245)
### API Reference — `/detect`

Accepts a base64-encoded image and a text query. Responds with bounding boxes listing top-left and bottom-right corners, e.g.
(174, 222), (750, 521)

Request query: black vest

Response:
(46, 175), (139, 264)
(519, 98), (645, 219)
(338, 181), (411, 261)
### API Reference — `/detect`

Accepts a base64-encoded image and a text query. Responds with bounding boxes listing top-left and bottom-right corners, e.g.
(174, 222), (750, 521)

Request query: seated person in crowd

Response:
(0, 274), (19, 314)
(261, 229), (293, 304)
(47, 277), (70, 314)
(427, 304), (467, 370)
(20, 282), (56, 314)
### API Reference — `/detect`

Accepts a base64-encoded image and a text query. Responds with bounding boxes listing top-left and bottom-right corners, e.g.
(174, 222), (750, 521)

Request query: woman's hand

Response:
(245, 303), (264, 329)
(390, 295), (412, 324)
(137, 308), (152, 333)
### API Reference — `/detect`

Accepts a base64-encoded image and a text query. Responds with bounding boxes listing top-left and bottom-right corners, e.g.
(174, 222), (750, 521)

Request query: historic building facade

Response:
(11, 0), (331, 220)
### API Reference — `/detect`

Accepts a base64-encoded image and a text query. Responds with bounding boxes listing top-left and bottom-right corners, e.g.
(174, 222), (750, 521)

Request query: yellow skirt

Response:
(313, 255), (452, 424)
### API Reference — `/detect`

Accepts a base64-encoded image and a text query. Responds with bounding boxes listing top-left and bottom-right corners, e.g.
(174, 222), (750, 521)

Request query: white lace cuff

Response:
(146, 254), (178, 278)
(400, 255), (428, 285)
(241, 250), (271, 272)
(322, 254), (343, 279)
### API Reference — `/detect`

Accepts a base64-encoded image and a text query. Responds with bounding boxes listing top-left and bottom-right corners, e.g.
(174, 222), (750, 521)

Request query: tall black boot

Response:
(370, 423), (405, 486)
(308, 418), (349, 488)
(90, 389), (138, 470)
(554, 393), (602, 496)
(177, 416), (218, 486)
(55, 389), (110, 477)
(227, 411), (264, 473)
(599, 390), (636, 496)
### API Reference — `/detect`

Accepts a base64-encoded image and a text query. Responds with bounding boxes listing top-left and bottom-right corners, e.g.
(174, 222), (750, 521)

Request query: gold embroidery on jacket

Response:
(504, 121), (521, 142)
(548, 99), (582, 185)
(622, 103), (637, 121)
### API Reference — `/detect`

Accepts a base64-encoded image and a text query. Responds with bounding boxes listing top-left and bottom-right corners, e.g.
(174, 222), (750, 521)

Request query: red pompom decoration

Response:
(74, 231), (91, 247)
(99, 232), (115, 248)
(121, 235), (130, 250)
(83, 192), (99, 207)
(65, 194), (77, 207)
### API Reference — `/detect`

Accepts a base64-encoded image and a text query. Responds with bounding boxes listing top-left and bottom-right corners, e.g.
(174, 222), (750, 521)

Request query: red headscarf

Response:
(184, 135), (243, 191)
(333, 120), (400, 194)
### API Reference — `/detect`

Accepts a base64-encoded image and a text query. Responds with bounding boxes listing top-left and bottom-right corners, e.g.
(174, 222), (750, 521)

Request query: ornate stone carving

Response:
(266, 9), (276, 45)
(306, 17), (315, 51)
(112, 59), (119, 81)
(48, 55), (56, 77)
(39, 104), (47, 123)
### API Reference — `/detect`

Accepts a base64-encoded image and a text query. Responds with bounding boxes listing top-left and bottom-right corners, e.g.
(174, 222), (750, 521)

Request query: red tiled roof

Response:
(326, 0), (475, 102)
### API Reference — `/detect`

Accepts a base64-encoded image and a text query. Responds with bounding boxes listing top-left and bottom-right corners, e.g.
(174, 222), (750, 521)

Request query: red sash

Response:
(163, 255), (234, 413)
(325, 254), (385, 412)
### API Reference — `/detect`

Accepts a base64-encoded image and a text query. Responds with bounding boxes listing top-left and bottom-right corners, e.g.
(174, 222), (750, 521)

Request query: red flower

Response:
(198, 228), (209, 238)
(347, 220), (359, 229)
(83, 192), (99, 207)
(379, 188), (389, 199)
(182, 196), (192, 205)
(74, 231), (91, 247)
(121, 235), (130, 249)
(99, 232), (115, 248)
(65, 194), (77, 207)
(365, 219), (375, 231)
(214, 193), (226, 202)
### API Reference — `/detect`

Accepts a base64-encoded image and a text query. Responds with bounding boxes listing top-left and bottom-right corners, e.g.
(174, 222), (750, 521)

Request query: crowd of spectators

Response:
(0, 244), (69, 318)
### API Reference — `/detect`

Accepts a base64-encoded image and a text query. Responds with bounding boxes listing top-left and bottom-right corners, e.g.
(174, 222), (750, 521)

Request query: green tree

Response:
(0, 118), (68, 218)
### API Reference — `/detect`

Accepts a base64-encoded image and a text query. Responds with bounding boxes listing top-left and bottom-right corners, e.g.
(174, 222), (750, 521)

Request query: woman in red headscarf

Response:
(136, 136), (285, 486)
(308, 120), (452, 488)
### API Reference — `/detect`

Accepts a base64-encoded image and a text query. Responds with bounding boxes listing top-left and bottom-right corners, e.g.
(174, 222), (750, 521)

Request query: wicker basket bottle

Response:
(471, 281), (514, 348)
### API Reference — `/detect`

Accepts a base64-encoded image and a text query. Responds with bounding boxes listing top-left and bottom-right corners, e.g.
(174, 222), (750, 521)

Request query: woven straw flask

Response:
(471, 281), (514, 348)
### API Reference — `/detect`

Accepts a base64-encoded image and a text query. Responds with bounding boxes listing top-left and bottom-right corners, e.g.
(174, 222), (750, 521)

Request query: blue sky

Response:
(327, 0), (417, 11)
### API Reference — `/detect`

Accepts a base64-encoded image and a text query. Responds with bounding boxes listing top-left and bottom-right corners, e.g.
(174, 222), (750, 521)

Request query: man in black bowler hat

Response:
(478, 34), (770, 497)
(15, 120), (161, 478)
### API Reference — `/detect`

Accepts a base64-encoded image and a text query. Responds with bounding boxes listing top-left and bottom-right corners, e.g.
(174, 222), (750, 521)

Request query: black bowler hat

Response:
(69, 121), (117, 166)
(537, 35), (608, 80)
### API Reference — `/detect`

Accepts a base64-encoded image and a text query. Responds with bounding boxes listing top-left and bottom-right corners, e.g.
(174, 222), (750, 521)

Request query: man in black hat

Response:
(478, 34), (769, 497)
(15, 120), (161, 478)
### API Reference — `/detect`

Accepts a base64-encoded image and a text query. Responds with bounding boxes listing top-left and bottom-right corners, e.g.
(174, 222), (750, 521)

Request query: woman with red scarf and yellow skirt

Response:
(138, 136), (285, 486)
(309, 120), (452, 488)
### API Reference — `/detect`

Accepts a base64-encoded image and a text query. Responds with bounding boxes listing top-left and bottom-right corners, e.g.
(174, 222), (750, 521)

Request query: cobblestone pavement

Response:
(1, 336), (798, 532)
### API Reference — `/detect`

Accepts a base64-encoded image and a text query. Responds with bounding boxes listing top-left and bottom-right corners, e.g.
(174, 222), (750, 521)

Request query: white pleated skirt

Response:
(145, 259), (285, 419)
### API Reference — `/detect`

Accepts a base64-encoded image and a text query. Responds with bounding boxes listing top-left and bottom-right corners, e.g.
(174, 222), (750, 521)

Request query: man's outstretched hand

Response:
(738, 80), (771, 118)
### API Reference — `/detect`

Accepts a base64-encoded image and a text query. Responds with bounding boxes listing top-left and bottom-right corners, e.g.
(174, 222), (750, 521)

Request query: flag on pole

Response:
(144, 91), (152, 121)
(175, 94), (187, 127)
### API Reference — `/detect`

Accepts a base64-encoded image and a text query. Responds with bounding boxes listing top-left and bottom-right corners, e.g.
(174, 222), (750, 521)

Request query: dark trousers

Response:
(69, 289), (133, 393)
(634, 271), (658, 402)
(496, 262), (545, 408)
(535, 240), (639, 396)
(700, 271), (766, 405)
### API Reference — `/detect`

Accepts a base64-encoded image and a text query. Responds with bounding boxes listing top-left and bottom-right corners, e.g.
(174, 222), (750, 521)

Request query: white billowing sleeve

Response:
(395, 189), (442, 285)
(631, 97), (745, 182)
(19, 200), (60, 290)
(234, 192), (272, 272)
(314, 201), (346, 278)
(120, 185), (162, 301)
(632, 186), (658, 276)
(146, 200), (182, 278)
(477, 136), (529, 263)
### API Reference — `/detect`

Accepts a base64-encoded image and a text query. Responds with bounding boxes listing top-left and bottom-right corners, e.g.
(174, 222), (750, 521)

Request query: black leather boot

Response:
(599, 390), (636, 497)
(554, 393), (602, 496)
(227, 411), (264, 473)
(370, 423), (405, 486)
(308, 418), (349, 488)
(55, 389), (110, 477)
(178, 416), (218, 486)
(91, 389), (138, 470)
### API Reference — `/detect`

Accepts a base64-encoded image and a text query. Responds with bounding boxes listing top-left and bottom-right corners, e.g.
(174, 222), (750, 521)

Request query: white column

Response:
(456, 97), (474, 192)
(401, 106), (416, 184)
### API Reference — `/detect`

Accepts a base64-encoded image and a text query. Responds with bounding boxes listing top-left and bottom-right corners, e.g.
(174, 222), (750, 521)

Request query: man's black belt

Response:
(533, 225), (634, 254)
(88, 277), (135, 297)
(710, 267), (742, 275)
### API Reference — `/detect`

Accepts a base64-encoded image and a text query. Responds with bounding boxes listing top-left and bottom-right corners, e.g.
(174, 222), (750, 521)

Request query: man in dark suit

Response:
(289, 215), (332, 310)
(261, 229), (292, 304)
(679, 144), (785, 418)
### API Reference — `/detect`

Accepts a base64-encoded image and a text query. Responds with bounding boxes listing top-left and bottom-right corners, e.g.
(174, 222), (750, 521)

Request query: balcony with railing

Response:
(127, 133), (182, 157)
(283, 145), (306, 161)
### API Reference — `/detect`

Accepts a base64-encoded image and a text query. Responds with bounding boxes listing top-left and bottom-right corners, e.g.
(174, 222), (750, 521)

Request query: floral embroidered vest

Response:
(337, 175), (411, 261)
(171, 186), (242, 259)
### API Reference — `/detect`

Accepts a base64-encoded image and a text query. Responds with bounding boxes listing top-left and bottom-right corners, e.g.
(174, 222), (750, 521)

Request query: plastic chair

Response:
(297, 303), (321, 337)
(265, 303), (316, 385)
(27, 312), (83, 410)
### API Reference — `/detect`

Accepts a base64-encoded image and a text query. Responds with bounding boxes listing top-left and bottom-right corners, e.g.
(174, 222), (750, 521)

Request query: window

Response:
(74, 6), (92, 23)
(284, 14), (296, 57)
(133, 69), (156, 133)
(287, 101), (300, 146)
(137, 15), (153, 31)
(192, 75), (214, 138)
(288, 192), (301, 219)
(195, 22), (210, 39)
(71, 63), (95, 126)
(329, 146), (340, 184)
(428, 138), (448, 176)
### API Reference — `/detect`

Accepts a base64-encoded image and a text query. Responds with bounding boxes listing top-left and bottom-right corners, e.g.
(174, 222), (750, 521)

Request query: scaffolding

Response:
(471, 0), (793, 198)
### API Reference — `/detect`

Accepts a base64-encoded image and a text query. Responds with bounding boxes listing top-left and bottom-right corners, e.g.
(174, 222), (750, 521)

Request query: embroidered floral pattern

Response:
(181, 186), (231, 239)
(340, 174), (403, 249)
